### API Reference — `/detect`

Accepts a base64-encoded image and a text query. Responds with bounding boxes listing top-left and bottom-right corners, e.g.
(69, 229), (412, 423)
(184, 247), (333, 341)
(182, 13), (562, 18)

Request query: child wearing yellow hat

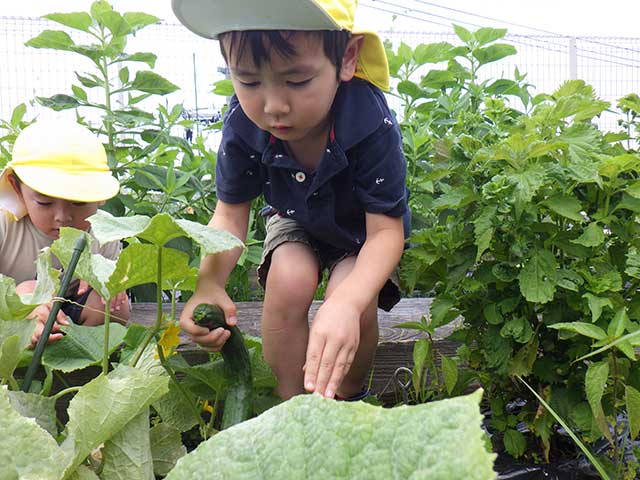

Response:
(0, 118), (130, 345)
(174, 0), (409, 401)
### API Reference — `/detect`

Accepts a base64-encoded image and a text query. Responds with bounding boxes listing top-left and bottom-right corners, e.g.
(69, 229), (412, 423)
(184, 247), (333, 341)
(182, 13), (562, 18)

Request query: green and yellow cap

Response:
(0, 118), (119, 219)
(171, 0), (390, 91)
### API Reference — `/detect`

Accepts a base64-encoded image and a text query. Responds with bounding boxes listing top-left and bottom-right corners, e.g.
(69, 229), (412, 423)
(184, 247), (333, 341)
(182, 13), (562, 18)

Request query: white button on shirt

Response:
(295, 171), (306, 183)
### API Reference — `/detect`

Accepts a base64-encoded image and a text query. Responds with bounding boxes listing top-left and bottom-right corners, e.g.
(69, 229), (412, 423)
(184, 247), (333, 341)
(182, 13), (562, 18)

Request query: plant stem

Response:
(8, 376), (19, 390)
(99, 27), (115, 157)
(156, 344), (208, 439)
(53, 386), (82, 401)
(130, 247), (164, 367)
(102, 301), (111, 375)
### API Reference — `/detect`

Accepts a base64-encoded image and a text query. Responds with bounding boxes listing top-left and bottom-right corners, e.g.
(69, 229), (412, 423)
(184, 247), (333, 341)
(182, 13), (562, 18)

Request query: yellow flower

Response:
(202, 400), (214, 414)
(156, 322), (181, 358)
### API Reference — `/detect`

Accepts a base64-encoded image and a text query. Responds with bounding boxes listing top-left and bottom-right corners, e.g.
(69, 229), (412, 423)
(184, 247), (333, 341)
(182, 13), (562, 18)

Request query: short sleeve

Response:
(215, 124), (263, 204)
(353, 123), (407, 218)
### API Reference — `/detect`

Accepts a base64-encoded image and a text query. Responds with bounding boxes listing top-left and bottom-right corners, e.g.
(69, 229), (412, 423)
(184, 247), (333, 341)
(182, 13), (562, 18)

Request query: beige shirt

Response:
(0, 211), (121, 284)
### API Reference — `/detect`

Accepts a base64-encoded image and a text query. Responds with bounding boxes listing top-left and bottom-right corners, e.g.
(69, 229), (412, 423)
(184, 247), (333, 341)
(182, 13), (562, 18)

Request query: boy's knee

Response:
(266, 243), (319, 301)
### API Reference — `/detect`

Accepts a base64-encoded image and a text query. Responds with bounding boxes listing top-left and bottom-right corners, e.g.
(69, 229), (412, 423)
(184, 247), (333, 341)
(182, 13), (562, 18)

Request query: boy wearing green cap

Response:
(174, 0), (409, 401)
(0, 118), (130, 345)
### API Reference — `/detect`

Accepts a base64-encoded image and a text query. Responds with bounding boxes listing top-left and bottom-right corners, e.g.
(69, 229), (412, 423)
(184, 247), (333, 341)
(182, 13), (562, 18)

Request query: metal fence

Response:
(1, 16), (639, 133)
(383, 31), (640, 132)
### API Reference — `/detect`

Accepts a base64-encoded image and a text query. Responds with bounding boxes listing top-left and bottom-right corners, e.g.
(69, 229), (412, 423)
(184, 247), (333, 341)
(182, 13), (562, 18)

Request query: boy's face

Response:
(226, 33), (359, 148)
(10, 176), (101, 239)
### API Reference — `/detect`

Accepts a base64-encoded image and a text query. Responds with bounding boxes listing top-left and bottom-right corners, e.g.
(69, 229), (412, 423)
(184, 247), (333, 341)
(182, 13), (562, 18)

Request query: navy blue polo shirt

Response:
(215, 78), (409, 253)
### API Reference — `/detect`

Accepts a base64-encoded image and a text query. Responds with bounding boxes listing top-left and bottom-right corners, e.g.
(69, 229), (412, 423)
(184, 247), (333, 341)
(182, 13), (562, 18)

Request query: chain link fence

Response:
(1, 16), (639, 133)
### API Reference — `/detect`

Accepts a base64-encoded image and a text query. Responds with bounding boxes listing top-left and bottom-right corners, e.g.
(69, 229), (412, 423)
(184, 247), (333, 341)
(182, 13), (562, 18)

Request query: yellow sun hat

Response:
(0, 118), (120, 220)
(171, 0), (390, 91)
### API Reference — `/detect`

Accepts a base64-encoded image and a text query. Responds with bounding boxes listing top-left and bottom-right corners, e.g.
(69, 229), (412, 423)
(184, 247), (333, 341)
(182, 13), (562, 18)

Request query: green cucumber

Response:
(192, 303), (253, 429)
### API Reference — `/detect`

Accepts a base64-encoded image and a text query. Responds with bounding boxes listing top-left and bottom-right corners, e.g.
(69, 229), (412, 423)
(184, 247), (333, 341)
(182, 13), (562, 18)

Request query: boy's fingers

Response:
(303, 336), (326, 393)
(56, 311), (70, 325)
(312, 343), (341, 398)
(324, 350), (354, 399)
(47, 333), (64, 344)
(192, 327), (231, 351)
(77, 281), (90, 295)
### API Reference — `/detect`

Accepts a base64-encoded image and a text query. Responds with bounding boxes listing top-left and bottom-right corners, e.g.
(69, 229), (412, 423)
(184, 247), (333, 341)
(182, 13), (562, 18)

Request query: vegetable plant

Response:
(391, 25), (640, 477)
(0, 210), (497, 478)
(24, 0), (266, 301)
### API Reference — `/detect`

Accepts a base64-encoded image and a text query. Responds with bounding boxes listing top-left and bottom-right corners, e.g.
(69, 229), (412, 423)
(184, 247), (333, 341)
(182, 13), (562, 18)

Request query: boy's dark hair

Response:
(219, 30), (352, 78)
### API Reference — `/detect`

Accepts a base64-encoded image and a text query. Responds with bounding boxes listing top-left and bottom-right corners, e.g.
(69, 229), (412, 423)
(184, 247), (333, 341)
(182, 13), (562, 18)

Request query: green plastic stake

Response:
(22, 235), (87, 392)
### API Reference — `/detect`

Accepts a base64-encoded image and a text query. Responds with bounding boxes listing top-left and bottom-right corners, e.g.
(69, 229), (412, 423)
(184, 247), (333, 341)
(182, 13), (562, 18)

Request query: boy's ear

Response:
(6, 173), (22, 196)
(339, 34), (364, 82)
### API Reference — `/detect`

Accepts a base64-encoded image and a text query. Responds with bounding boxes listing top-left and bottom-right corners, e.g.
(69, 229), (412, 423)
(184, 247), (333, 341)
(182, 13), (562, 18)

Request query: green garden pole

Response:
(22, 235), (87, 392)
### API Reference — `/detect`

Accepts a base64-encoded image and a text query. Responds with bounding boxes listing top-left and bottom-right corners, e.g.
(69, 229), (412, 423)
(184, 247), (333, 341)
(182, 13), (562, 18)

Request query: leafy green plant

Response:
(391, 26), (640, 476)
(0, 103), (31, 167)
(166, 390), (496, 480)
(0, 210), (275, 478)
(0, 210), (497, 479)
(25, 0), (266, 301)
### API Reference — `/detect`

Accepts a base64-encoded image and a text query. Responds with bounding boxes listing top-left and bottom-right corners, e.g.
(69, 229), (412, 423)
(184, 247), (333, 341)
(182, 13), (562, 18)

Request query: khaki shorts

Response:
(257, 214), (401, 312)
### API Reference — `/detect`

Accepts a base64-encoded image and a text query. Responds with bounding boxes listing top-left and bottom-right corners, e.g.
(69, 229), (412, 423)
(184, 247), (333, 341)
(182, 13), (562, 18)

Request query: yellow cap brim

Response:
(0, 165), (120, 220)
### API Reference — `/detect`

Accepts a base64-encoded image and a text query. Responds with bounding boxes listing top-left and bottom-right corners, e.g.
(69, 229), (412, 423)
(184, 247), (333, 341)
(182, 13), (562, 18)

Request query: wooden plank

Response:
(130, 298), (438, 342)
(131, 298), (457, 404)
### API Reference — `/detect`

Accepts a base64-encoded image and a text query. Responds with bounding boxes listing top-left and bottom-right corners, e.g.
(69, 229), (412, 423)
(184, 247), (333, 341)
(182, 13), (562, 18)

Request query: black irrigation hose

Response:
(22, 235), (87, 392)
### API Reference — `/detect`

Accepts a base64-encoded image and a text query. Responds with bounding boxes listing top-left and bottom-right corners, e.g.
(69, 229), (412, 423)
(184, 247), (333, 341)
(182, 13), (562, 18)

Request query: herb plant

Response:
(392, 25), (640, 477)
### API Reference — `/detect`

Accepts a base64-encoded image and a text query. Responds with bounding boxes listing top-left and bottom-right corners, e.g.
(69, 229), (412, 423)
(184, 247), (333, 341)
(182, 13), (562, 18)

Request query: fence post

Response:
(569, 37), (578, 80)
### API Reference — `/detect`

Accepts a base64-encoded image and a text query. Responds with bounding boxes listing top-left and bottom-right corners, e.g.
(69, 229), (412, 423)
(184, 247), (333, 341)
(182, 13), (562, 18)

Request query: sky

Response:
(2, 0), (640, 38)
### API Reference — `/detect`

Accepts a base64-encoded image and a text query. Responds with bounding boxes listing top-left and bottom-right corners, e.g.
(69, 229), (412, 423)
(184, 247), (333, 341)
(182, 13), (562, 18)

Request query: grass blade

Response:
(517, 376), (611, 480)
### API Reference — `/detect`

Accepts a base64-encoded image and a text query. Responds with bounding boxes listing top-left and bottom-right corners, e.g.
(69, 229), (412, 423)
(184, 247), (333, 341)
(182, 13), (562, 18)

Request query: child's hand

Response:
(304, 298), (360, 399)
(101, 291), (128, 313)
(29, 302), (70, 347)
(179, 288), (238, 353)
(77, 280), (91, 296)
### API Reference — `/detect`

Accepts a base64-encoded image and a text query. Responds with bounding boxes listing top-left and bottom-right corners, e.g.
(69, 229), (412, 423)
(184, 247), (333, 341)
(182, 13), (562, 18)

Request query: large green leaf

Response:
(131, 71), (179, 95)
(473, 44), (517, 65)
(123, 12), (160, 33)
(106, 244), (198, 293)
(44, 12), (93, 32)
(41, 323), (127, 373)
(89, 211), (243, 254)
(583, 294), (613, 323)
(25, 29), (75, 50)
(60, 366), (169, 476)
(101, 408), (154, 480)
(541, 195), (584, 222)
(585, 362), (611, 441)
(0, 250), (58, 322)
(626, 385), (640, 440)
(548, 322), (607, 340)
(7, 390), (57, 436)
(518, 250), (557, 304)
(51, 228), (115, 299)
(571, 222), (605, 247)
(152, 380), (200, 433)
(166, 391), (495, 480)
(150, 423), (187, 476)
(0, 387), (65, 480)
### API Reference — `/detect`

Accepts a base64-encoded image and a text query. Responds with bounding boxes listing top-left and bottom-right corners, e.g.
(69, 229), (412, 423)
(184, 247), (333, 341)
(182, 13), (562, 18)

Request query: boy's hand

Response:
(29, 302), (69, 347)
(304, 298), (360, 399)
(101, 291), (128, 313)
(179, 288), (238, 353)
(77, 280), (91, 296)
